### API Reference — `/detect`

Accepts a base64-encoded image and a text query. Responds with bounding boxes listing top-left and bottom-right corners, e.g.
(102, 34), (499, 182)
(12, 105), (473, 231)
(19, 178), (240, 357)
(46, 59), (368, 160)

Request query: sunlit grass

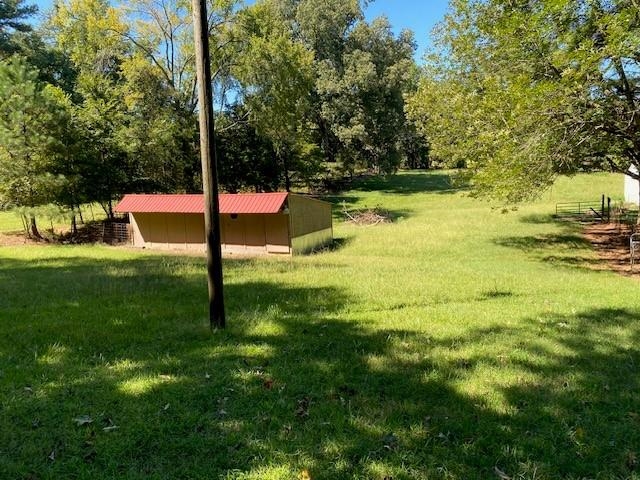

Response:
(1, 171), (638, 479)
(0, 203), (107, 235)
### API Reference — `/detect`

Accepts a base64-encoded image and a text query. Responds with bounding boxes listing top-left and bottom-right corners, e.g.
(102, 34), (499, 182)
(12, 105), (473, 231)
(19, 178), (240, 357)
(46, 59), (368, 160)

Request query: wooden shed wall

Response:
(220, 214), (290, 254)
(288, 194), (333, 254)
(131, 213), (206, 252)
(130, 212), (291, 254)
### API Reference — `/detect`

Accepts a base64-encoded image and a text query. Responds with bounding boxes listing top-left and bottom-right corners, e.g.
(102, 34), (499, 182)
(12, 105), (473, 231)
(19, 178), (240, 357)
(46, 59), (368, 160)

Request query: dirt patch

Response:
(0, 221), (125, 247)
(0, 232), (45, 247)
(583, 222), (639, 277)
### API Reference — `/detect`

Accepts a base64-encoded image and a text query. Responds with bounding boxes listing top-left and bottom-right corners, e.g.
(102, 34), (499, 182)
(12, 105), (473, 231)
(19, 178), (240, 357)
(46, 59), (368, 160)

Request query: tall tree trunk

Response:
(279, 146), (291, 192)
(20, 214), (29, 237)
(283, 165), (291, 192)
(30, 215), (42, 239)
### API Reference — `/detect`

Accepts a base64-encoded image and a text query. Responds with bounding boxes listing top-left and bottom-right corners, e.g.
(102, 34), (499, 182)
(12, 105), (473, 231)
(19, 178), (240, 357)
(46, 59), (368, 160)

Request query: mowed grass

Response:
(1, 171), (639, 480)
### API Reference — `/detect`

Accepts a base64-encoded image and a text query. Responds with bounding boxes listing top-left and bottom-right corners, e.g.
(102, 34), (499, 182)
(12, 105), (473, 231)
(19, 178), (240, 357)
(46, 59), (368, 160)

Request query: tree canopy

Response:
(0, 0), (431, 235)
(0, 56), (70, 236)
(0, 0), (37, 55)
(407, 0), (640, 202)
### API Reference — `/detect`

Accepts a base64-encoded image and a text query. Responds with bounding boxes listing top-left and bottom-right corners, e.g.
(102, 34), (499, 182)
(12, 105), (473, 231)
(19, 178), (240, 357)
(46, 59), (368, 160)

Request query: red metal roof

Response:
(114, 193), (289, 214)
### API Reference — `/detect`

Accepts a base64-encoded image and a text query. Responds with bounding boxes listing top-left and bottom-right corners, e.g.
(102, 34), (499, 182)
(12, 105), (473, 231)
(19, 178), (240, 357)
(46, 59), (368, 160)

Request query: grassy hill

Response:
(1, 171), (638, 479)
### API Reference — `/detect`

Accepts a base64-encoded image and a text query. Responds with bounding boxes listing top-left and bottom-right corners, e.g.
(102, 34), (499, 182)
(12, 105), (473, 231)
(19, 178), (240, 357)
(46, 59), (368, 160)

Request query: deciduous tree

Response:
(408, 0), (640, 202)
(233, 0), (315, 191)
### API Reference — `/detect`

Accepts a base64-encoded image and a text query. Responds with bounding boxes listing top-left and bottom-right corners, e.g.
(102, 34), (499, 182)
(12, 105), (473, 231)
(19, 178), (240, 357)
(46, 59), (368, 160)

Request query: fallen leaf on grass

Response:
(48, 450), (55, 462)
(263, 379), (274, 390)
(103, 425), (119, 432)
(494, 466), (511, 480)
(299, 468), (312, 480)
(73, 415), (93, 426)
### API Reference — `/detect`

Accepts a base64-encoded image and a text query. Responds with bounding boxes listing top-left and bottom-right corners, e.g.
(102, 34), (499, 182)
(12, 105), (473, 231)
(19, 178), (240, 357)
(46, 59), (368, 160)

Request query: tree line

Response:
(0, 0), (428, 237)
(3, 0), (638, 238)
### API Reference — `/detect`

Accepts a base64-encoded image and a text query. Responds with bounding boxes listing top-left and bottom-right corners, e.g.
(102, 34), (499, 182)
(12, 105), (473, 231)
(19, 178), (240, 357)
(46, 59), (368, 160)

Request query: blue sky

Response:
(364, 0), (449, 59)
(32, 0), (449, 61)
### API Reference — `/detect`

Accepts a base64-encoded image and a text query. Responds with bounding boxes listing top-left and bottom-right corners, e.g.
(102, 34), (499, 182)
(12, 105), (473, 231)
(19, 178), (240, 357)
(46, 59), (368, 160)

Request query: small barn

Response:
(114, 192), (333, 255)
(625, 165), (639, 205)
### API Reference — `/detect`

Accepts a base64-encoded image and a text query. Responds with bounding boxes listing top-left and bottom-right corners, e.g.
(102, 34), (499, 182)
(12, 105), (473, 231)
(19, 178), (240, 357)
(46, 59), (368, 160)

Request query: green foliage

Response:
(317, 16), (418, 174)
(0, 0), (37, 56)
(0, 57), (69, 211)
(407, 0), (640, 202)
(231, 0), (423, 185)
(284, 0), (421, 175)
(4, 0), (427, 210)
(233, 0), (316, 190)
(216, 106), (281, 193)
(0, 56), (79, 236)
(116, 0), (207, 193)
(48, 0), (227, 206)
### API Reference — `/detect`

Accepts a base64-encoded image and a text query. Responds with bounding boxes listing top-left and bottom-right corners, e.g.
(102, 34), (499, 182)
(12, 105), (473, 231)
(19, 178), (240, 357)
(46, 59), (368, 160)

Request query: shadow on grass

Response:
(308, 236), (354, 254)
(321, 172), (461, 221)
(495, 233), (592, 252)
(520, 213), (605, 226)
(1, 255), (639, 479)
(495, 214), (615, 272)
(352, 172), (467, 195)
(477, 289), (515, 301)
(518, 213), (559, 224)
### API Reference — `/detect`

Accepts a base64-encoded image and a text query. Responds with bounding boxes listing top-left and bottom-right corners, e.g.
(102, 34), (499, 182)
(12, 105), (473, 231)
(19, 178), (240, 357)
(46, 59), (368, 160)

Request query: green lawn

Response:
(0, 203), (107, 235)
(1, 171), (638, 480)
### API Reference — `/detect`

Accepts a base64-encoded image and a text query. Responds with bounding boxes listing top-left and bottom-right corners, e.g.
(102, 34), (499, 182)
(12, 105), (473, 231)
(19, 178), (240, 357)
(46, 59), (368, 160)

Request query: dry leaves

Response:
(343, 204), (393, 226)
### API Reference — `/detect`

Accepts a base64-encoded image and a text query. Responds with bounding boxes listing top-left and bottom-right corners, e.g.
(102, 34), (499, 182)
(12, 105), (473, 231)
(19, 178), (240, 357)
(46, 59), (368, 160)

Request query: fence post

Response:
(601, 194), (605, 219)
(607, 197), (611, 222)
